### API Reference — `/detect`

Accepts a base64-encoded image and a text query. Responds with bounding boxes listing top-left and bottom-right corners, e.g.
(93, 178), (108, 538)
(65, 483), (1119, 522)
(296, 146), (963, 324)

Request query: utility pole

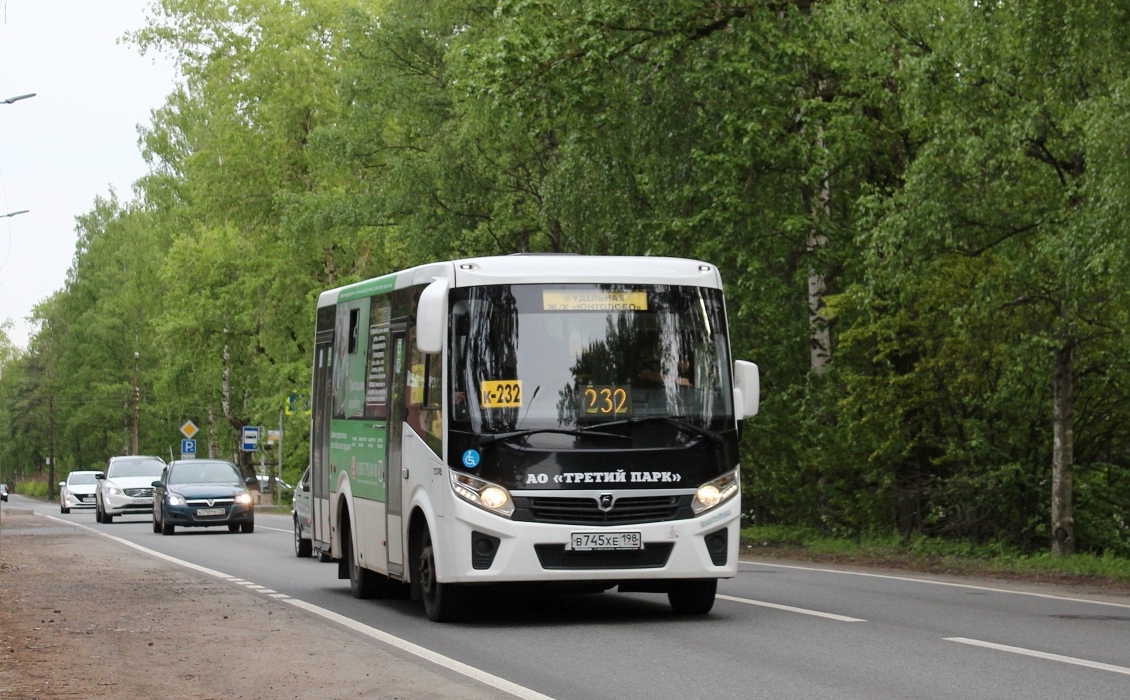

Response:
(48, 395), (56, 500)
(278, 410), (284, 507)
(131, 351), (139, 455)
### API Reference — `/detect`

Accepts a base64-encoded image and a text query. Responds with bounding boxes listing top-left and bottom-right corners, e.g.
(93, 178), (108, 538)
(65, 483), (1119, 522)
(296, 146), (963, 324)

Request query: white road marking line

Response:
(284, 597), (556, 700)
(741, 561), (1130, 609)
(256, 525), (292, 533)
(39, 512), (556, 700)
(716, 594), (865, 622)
(946, 637), (1130, 676)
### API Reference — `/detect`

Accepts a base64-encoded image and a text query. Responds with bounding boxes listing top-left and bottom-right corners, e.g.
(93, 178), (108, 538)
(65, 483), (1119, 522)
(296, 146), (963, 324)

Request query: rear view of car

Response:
(59, 470), (101, 513)
(153, 459), (256, 535)
(96, 456), (166, 523)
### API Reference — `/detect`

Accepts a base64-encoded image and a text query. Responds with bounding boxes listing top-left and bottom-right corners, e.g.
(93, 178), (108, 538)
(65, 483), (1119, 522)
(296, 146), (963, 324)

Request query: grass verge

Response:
(740, 525), (1130, 593)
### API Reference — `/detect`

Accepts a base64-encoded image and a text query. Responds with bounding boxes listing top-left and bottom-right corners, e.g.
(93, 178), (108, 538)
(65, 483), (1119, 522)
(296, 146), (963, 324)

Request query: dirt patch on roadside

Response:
(0, 509), (502, 700)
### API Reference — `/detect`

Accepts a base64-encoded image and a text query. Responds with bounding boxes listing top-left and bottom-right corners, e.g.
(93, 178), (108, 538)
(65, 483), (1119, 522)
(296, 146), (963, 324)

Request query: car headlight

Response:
(235, 491), (252, 505)
(167, 493), (187, 506)
(451, 471), (514, 517)
(106, 485), (123, 496)
(692, 469), (739, 515)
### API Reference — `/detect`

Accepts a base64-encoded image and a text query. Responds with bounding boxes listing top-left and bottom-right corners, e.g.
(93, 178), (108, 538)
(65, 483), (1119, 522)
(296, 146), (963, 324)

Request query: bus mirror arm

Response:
(417, 277), (450, 354)
(733, 360), (759, 420)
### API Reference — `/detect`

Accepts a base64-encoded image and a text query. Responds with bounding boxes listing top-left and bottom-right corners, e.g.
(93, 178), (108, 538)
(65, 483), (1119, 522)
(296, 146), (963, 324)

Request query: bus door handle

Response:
(402, 467), (409, 480)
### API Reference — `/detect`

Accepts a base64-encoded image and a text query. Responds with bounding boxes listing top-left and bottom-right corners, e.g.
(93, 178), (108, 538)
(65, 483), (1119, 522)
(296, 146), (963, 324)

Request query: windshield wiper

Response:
(581, 415), (726, 445)
(474, 427), (631, 447)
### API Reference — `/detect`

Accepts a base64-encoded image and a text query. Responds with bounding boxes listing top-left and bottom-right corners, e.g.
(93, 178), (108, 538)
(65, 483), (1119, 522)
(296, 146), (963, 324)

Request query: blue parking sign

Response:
(181, 439), (196, 456)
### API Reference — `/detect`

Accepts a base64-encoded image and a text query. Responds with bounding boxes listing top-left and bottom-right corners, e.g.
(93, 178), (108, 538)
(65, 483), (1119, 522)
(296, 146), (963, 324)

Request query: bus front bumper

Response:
(440, 497), (740, 584)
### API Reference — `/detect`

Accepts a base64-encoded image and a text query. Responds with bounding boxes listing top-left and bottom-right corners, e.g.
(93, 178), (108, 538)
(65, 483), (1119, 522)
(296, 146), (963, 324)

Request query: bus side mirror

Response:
(733, 360), (759, 420)
(416, 277), (450, 354)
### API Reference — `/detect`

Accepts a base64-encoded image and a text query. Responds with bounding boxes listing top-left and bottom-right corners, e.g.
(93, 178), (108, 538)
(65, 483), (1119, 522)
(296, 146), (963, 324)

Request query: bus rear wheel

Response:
(418, 528), (461, 622)
(343, 520), (383, 599)
(667, 579), (717, 615)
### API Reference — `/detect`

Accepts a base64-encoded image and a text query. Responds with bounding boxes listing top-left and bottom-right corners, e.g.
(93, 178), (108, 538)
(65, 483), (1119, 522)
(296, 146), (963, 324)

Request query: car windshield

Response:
(107, 458), (166, 478)
(169, 461), (241, 485)
(67, 473), (99, 485)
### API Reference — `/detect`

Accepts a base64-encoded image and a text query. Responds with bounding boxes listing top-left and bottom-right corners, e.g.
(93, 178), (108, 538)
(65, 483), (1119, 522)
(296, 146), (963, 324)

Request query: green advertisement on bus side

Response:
(329, 419), (387, 501)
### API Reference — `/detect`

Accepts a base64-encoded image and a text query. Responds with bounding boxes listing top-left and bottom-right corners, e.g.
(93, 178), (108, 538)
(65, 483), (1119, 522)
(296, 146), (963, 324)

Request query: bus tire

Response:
(667, 579), (717, 615)
(418, 527), (461, 622)
(344, 518), (383, 599)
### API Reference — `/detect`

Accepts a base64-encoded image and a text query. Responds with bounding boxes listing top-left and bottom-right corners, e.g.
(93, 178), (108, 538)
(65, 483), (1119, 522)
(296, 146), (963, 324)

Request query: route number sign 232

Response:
(480, 380), (522, 408)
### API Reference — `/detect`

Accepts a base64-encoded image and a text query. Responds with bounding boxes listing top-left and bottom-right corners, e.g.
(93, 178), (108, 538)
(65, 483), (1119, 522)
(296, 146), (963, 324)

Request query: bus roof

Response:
(318, 254), (723, 308)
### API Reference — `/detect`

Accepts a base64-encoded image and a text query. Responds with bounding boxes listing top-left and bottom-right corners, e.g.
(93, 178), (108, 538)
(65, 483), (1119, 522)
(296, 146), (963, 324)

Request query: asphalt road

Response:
(8, 493), (1130, 699)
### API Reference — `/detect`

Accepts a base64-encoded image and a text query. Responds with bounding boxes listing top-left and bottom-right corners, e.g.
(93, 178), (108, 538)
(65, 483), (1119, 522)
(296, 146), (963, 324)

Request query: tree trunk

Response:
(1051, 342), (1074, 556)
(807, 122), (832, 375)
(207, 405), (217, 459)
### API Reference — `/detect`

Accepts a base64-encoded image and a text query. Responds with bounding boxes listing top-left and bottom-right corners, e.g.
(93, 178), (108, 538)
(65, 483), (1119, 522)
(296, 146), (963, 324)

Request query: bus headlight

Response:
(692, 469), (739, 515)
(451, 471), (515, 518)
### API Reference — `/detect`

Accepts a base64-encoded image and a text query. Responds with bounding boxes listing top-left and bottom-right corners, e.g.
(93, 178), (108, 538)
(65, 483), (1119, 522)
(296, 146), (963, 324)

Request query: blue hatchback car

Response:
(152, 460), (257, 535)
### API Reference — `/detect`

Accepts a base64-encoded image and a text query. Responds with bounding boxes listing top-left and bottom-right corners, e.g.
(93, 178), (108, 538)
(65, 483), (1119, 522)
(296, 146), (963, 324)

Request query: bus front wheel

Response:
(418, 528), (461, 622)
(667, 579), (717, 615)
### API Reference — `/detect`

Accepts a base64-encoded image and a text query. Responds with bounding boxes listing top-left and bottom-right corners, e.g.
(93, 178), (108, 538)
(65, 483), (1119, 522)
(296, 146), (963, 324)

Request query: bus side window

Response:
(406, 330), (443, 455)
(423, 354), (442, 409)
(348, 308), (360, 354)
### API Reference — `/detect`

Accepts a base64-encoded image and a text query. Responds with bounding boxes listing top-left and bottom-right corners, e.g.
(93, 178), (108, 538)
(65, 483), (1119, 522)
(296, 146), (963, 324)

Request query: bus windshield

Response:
(449, 283), (733, 436)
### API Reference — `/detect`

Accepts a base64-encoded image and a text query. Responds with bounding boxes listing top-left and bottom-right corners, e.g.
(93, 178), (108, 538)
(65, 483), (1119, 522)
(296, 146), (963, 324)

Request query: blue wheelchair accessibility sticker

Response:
(461, 449), (481, 468)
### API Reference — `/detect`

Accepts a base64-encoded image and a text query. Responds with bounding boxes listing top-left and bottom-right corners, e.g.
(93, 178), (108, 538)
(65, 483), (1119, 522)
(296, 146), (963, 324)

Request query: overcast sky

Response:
(0, 1), (177, 350)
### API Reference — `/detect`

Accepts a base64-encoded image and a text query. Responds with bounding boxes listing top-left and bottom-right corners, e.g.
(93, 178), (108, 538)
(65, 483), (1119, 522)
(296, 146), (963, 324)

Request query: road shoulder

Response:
(0, 509), (505, 700)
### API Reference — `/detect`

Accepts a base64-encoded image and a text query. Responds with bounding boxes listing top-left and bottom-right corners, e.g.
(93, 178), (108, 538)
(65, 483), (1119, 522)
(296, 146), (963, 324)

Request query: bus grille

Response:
(515, 495), (688, 525)
(534, 543), (674, 570)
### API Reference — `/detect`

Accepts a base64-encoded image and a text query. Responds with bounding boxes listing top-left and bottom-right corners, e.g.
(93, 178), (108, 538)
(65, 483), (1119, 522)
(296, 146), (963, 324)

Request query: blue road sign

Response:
(181, 438), (196, 455)
(241, 426), (260, 452)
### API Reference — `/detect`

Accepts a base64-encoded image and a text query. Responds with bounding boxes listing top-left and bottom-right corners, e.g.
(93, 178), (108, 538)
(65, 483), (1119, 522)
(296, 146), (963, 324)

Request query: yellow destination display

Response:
(542, 290), (648, 311)
(581, 385), (632, 417)
(480, 379), (523, 408)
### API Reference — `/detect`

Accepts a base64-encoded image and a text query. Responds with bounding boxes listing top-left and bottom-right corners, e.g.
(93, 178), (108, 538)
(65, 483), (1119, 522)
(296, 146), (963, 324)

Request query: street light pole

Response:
(1, 210), (29, 219)
(1, 93), (35, 105)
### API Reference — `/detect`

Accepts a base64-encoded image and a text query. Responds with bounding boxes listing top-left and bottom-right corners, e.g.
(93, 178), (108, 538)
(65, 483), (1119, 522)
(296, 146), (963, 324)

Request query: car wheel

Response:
(228, 523), (240, 533)
(152, 515), (160, 533)
(161, 520), (174, 536)
(418, 527), (461, 622)
(667, 579), (717, 615)
(102, 511), (114, 523)
(294, 517), (312, 558)
(241, 521), (254, 533)
(94, 501), (103, 523)
(61, 504), (70, 514)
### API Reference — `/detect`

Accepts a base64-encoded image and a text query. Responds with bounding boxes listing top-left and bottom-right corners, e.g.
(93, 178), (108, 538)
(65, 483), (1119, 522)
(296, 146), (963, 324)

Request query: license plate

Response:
(132, 499), (150, 505)
(568, 531), (642, 551)
(196, 508), (225, 517)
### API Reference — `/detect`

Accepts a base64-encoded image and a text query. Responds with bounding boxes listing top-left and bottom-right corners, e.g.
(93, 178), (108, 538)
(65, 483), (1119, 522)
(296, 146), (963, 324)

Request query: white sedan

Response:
(60, 470), (101, 513)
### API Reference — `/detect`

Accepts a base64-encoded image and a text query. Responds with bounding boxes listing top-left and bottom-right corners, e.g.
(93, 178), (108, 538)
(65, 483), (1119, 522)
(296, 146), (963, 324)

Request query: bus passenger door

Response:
(385, 321), (408, 577)
(311, 337), (333, 549)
